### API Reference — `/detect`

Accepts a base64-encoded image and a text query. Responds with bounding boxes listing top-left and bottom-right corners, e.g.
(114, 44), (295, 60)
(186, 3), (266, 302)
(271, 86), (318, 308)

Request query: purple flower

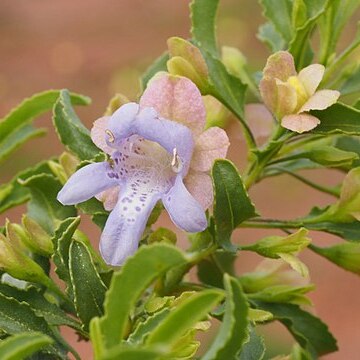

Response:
(57, 74), (229, 265)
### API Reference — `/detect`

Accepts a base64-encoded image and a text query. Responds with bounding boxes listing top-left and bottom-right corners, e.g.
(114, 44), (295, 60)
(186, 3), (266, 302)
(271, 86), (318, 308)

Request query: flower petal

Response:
(91, 116), (113, 154)
(100, 188), (160, 266)
(262, 51), (297, 82)
(184, 170), (213, 210)
(139, 73), (206, 135)
(275, 79), (298, 117)
(162, 176), (207, 232)
(259, 77), (277, 114)
(190, 127), (230, 172)
(260, 51), (296, 113)
(298, 64), (325, 96)
(281, 113), (320, 133)
(95, 186), (120, 211)
(57, 162), (119, 205)
(299, 89), (340, 113)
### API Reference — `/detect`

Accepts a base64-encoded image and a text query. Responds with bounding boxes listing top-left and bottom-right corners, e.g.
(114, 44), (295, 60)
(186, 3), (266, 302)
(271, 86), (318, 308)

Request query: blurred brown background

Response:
(0, 1), (359, 359)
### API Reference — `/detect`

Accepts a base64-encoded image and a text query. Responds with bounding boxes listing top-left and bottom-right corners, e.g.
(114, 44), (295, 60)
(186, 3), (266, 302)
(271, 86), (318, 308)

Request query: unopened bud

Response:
(245, 228), (310, 258)
(48, 160), (68, 185)
(22, 215), (54, 256)
(311, 242), (360, 275)
(221, 46), (247, 79)
(59, 152), (80, 178)
(104, 93), (129, 116)
(6, 220), (29, 252)
(167, 56), (208, 91)
(203, 95), (230, 129)
(312, 167), (360, 223)
(0, 233), (52, 286)
(148, 227), (177, 245)
(167, 37), (209, 92)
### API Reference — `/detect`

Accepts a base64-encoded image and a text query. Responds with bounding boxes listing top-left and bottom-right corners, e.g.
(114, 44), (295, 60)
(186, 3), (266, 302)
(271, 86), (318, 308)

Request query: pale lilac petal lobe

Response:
(140, 74), (206, 135)
(91, 116), (113, 154)
(162, 176), (207, 232)
(281, 114), (320, 133)
(298, 64), (325, 96)
(184, 171), (213, 210)
(107, 103), (140, 149)
(100, 188), (160, 266)
(191, 127), (230, 172)
(57, 162), (118, 205)
(299, 90), (340, 113)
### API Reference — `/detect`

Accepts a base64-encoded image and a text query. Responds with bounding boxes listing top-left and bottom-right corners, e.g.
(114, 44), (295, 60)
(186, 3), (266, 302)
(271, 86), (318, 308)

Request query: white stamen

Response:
(171, 148), (183, 173)
(105, 129), (115, 143)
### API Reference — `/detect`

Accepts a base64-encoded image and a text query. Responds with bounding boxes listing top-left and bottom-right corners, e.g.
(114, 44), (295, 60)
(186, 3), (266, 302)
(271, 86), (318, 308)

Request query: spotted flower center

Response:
(106, 135), (181, 196)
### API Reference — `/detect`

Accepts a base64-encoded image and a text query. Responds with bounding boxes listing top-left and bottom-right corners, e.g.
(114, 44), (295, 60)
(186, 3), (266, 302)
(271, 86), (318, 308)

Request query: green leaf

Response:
(21, 174), (76, 234)
(69, 241), (107, 331)
(0, 124), (46, 164)
(128, 308), (170, 344)
(190, 0), (219, 56)
(312, 103), (360, 135)
(340, 64), (360, 96)
(141, 52), (169, 91)
(101, 347), (163, 360)
(0, 89), (89, 149)
(0, 332), (53, 360)
(53, 90), (100, 160)
(145, 290), (223, 348)
(204, 52), (248, 123)
(302, 146), (358, 167)
(306, 220), (360, 241)
(254, 301), (338, 356)
(96, 244), (187, 349)
(257, 22), (286, 52)
(0, 293), (67, 358)
(52, 217), (81, 296)
(289, 0), (329, 68)
(0, 161), (52, 214)
(249, 284), (314, 305)
(197, 251), (237, 288)
(0, 283), (80, 330)
(238, 326), (266, 360)
(212, 160), (257, 250)
(353, 98), (360, 109)
(322, 22), (360, 85)
(202, 275), (249, 360)
(335, 136), (360, 169)
(190, 0), (249, 132)
(259, 0), (293, 42)
(319, 0), (360, 64)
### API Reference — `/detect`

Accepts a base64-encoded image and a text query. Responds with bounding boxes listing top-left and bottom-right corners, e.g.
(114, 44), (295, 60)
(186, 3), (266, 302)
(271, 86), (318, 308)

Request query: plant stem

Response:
(244, 127), (291, 189)
(240, 219), (302, 230)
(269, 166), (340, 197)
